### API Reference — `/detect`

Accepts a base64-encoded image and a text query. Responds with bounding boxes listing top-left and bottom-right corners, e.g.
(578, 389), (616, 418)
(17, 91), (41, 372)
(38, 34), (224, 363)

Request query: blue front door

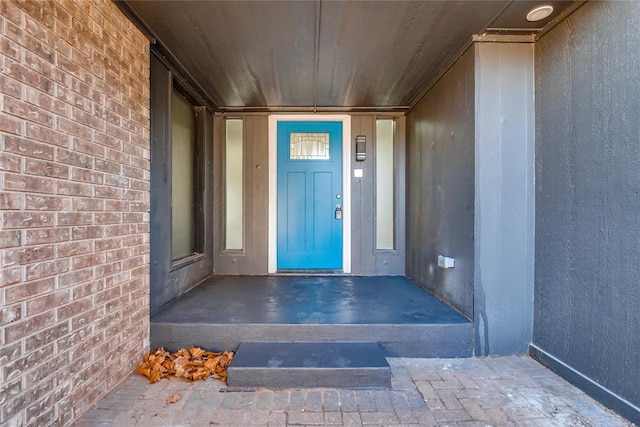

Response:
(277, 121), (343, 270)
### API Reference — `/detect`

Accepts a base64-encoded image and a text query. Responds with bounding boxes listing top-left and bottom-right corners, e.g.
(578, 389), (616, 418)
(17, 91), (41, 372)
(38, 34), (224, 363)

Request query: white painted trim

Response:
(268, 114), (352, 274)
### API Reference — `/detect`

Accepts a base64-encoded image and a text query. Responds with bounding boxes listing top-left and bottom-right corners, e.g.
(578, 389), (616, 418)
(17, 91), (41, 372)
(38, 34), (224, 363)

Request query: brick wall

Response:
(0, 1), (150, 425)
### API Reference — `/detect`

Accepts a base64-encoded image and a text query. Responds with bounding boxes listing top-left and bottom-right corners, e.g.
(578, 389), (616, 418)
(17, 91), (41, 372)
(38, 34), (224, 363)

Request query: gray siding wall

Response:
(406, 48), (475, 318)
(212, 113), (404, 275)
(351, 115), (406, 275)
(213, 114), (269, 275)
(150, 54), (214, 312)
(534, 0), (640, 415)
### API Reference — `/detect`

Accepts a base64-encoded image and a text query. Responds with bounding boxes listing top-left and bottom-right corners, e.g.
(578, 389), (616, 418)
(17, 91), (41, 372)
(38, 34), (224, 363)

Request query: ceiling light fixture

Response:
(526, 5), (554, 22)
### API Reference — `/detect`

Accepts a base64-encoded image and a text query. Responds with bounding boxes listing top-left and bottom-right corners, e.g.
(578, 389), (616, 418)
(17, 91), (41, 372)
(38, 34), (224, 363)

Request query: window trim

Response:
(170, 82), (206, 265)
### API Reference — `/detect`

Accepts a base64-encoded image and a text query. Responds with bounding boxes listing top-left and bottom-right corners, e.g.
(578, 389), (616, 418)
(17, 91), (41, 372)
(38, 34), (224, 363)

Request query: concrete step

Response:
(151, 322), (473, 358)
(227, 342), (391, 389)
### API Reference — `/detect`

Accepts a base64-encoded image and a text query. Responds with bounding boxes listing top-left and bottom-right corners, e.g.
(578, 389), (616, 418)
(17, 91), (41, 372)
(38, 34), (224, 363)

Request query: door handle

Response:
(335, 204), (343, 220)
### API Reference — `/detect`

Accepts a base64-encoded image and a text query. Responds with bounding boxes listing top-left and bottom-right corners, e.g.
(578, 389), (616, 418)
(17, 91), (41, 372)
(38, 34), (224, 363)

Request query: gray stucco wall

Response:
(406, 48), (475, 319)
(533, 0), (640, 417)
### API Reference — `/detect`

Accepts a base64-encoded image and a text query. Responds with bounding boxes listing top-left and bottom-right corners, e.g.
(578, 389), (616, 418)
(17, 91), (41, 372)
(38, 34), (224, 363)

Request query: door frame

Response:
(268, 114), (352, 274)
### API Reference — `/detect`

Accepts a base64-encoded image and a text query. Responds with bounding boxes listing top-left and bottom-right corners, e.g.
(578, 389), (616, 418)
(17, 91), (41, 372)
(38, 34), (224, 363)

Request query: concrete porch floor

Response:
(150, 276), (473, 357)
(75, 355), (633, 426)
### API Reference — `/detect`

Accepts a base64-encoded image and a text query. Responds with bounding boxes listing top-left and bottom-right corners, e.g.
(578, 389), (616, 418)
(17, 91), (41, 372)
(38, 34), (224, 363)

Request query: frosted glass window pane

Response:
(171, 89), (196, 260)
(290, 132), (329, 159)
(376, 119), (395, 250)
(225, 119), (243, 250)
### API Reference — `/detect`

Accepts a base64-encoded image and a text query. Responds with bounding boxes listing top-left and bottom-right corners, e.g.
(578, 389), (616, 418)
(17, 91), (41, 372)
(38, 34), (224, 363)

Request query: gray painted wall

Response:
(533, 0), (640, 415)
(213, 114), (269, 275)
(351, 115), (406, 275)
(474, 42), (535, 356)
(212, 113), (405, 275)
(150, 54), (214, 313)
(406, 48), (476, 319)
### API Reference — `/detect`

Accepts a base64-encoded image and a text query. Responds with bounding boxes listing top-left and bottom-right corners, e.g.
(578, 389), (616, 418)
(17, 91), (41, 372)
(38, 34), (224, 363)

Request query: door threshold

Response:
(274, 270), (345, 276)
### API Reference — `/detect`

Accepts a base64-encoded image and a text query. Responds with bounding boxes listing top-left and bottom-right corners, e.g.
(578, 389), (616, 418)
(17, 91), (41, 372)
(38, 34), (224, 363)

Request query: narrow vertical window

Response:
(376, 119), (395, 250)
(225, 119), (243, 250)
(171, 89), (197, 260)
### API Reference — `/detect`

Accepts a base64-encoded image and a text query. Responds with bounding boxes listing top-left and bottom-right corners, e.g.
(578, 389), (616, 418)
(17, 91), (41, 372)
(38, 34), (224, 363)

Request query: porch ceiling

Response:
(124, 0), (575, 112)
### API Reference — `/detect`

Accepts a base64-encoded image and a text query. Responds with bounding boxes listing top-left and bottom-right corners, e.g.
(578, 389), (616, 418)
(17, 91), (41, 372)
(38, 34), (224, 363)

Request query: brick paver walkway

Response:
(75, 356), (633, 426)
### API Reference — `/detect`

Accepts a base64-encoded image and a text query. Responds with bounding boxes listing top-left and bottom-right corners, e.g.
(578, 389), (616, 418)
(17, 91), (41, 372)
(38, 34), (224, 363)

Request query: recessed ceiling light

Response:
(526, 5), (554, 22)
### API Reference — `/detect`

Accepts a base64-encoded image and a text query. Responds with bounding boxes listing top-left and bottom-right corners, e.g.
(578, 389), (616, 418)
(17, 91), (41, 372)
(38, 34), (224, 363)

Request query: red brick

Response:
(4, 311), (56, 344)
(4, 20), (55, 64)
(71, 280), (104, 301)
(24, 50), (68, 85)
(58, 268), (93, 288)
(3, 245), (55, 267)
(55, 148), (94, 169)
(93, 238), (122, 252)
(27, 290), (71, 316)
(25, 87), (67, 117)
(94, 107), (121, 127)
(56, 212), (92, 226)
(25, 259), (69, 281)
(95, 261), (123, 279)
(25, 123), (71, 148)
(94, 286), (121, 305)
(55, 85), (91, 112)
(0, 1), (23, 26)
(2, 212), (54, 229)
(0, 112), (24, 135)
(0, 192), (22, 209)
(122, 256), (143, 270)
(122, 212), (143, 223)
(104, 200), (128, 211)
(129, 201), (150, 212)
(0, 1), (150, 424)
(105, 174), (129, 188)
(56, 117), (92, 139)
(94, 185), (121, 199)
(24, 159), (69, 179)
(25, 194), (67, 211)
(71, 226), (103, 240)
(56, 181), (92, 197)
(0, 303), (22, 326)
(0, 230), (21, 249)
(94, 212), (121, 224)
(3, 173), (56, 194)
(105, 148), (129, 164)
(13, 0), (56, 30)
(72, 197), (104, 211)
(4, 135), (55, 160)
(57, 241), (93, 258)
(2, 96), (54, 127)
(4, 278), (55, 304)
(57, 297), (94, 323)
(71, 253), (103, 270)
(71, 168), (104, 184)
(4, 58), (55, 95)
(0, 74), (22, 98)
(0, 267), (23, 287)
(0, 152), (22, 172)
(25, 228), (70, 245)
(94, 159), (120, 174)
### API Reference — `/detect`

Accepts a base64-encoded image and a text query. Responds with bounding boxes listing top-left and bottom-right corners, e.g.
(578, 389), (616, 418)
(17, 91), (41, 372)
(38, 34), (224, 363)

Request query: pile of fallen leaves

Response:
(136, 347), (234, 383)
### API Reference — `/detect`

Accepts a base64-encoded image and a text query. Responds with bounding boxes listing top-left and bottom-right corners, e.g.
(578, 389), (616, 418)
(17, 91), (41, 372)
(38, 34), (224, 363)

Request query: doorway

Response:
(268, 115), (352, 273)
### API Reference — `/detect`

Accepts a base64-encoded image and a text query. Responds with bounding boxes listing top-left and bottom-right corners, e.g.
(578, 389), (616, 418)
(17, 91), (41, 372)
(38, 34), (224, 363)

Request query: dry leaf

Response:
(137, 347), (234, 384)
(166, 394), (182, 405)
